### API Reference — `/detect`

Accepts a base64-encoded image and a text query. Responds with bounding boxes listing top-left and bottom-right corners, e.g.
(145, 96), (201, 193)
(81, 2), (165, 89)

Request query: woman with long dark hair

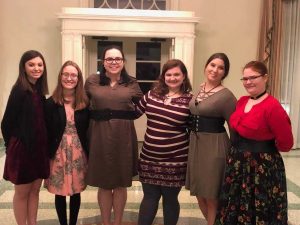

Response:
(185, 53), (237, 225)
(1, 50), (49, 225)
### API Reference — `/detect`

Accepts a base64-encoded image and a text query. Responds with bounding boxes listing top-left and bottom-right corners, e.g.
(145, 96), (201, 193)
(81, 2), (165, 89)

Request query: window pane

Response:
(94, 0), (102, 8)
(136, 62), (160, 81)
(155, 0), (166, 10)
(136, 42), (161, 61)
(97, 41), (123, 59)
(138, 82), (155, 94)
(143, 0), (166, 10)
(130, 0), (142, 9)
(94, 0), (166, 10)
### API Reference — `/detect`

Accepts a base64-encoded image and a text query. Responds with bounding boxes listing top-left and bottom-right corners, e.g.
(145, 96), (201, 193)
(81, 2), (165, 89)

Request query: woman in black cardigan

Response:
(44, 60), (89, 225)
(1, 50), (49, 225)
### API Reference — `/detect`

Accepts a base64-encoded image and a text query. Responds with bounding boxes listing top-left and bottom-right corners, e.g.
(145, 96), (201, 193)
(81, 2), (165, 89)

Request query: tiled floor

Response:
(0, 147), (299, 225)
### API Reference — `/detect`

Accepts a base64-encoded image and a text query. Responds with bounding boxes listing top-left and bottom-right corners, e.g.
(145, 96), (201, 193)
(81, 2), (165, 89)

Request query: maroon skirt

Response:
(3, 137), (49, 185)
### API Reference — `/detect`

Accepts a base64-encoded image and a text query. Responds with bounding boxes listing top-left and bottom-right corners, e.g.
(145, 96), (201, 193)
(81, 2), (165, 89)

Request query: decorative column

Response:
(61, 33), (83, 68)
(174, 36), (195, 84)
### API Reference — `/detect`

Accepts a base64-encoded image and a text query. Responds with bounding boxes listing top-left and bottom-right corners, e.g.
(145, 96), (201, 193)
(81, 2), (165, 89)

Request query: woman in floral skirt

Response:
(215, 61), (294, 225)
(44, 60), (89, 225)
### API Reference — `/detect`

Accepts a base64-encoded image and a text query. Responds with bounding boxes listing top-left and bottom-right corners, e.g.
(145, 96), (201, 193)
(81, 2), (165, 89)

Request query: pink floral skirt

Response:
(44, 120), (88, 196)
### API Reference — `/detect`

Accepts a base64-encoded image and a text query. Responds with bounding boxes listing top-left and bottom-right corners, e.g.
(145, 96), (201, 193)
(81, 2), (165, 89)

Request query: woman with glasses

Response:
(215, 61), (293, 225)
(185, 53), (236, 225)
(1, 50), (49, 225)
(85, 45), (143, 225)
(44, 60), (89, 225)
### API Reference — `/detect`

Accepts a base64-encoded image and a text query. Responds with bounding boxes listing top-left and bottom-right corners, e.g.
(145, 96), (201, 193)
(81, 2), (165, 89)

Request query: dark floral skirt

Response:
(215, 147), (288, 225)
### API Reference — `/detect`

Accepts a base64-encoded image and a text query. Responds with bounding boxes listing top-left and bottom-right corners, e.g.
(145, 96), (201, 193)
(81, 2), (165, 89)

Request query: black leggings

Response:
(138, 183), (181, 225)
(55, 193), (81, 225)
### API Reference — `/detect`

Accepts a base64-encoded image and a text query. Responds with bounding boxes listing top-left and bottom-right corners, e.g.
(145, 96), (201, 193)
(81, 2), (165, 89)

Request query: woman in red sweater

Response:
(215, 61), (293, 225)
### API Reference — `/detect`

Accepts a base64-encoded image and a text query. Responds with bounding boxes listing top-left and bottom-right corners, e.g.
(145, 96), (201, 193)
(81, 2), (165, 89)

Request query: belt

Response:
(90, 109), (137, 121)
(235, 136), (276, 153)
(189, 115), (226, 133)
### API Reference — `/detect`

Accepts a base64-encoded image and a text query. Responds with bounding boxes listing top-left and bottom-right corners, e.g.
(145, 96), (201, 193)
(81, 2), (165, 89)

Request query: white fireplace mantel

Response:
(58, 7), (199, 81)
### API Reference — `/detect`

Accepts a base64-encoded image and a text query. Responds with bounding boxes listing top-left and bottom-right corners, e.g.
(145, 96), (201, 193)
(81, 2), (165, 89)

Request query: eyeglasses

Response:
(240, 74), (264, 82)
(104, 57), (124, 64)
(61, 72), (78, 79)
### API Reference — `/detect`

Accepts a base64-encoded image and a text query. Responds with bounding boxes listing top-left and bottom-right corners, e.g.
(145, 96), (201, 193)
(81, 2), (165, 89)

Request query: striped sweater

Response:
(136, 90), (192, 187)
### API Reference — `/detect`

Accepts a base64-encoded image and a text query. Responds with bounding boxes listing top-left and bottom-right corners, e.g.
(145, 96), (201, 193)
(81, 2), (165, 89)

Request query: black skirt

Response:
(215, 146), (288, 225)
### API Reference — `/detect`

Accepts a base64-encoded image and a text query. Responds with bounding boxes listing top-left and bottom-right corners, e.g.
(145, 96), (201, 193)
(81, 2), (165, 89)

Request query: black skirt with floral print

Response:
(215, 146), (288, 225)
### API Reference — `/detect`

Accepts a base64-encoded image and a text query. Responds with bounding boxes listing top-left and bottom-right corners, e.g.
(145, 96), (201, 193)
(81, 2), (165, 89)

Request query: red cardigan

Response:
(230, 95), (293, 152)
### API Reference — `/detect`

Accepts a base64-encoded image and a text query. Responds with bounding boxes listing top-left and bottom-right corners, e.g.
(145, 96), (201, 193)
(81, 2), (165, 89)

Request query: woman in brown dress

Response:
(85, 45), (143, 225)
(185, 53), (236, 225)
(1, 50), (49, 225)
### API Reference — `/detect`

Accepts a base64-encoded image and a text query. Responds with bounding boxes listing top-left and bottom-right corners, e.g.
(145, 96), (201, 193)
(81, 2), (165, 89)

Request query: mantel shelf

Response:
(59, 7), (199, 84)
(59, 7), (199, 21)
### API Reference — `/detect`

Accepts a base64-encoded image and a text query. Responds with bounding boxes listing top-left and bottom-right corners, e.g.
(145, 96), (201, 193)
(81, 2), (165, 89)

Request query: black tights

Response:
(138, 183), (181, 225)
(55, 193), (81, 225)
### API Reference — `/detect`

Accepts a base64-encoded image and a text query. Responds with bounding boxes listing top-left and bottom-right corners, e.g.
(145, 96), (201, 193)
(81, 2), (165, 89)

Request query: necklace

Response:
(166, 91), (180, 98)
(164, 90), (181, 105)
(195, 82), (221, 106)
(250, 90), (267, 100)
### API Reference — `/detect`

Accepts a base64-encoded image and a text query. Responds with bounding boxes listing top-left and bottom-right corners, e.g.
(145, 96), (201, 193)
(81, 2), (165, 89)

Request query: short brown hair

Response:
(243, 61), (268, 75)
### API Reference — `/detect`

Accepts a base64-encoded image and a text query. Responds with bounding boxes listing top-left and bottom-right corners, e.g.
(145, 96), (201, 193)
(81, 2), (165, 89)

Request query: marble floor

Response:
(0, 146), (299, 225)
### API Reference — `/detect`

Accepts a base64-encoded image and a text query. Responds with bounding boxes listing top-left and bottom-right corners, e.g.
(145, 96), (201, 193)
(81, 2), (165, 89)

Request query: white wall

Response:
(0, 0), (81, 121)
(178, 0), (262, 98)
(0, 0), (262, 138)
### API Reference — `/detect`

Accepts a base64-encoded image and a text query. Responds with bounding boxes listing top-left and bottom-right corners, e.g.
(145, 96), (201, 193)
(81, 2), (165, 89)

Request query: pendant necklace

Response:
(164, 90), (180, 105)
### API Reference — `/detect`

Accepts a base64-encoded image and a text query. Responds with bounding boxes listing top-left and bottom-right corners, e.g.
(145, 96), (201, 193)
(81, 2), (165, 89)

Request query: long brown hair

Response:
(14, 50), (49, 95)
(52, 60), (89, 110)
(152, 59), (192, 96)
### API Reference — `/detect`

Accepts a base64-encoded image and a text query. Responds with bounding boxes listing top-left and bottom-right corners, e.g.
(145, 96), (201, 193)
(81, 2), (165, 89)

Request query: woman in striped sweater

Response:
(136, 59), (193, 225)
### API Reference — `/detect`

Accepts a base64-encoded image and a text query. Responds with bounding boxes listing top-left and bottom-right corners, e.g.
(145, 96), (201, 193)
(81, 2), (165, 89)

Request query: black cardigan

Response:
(45, 97), (89, 159)
(1, 85), (44, 152)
